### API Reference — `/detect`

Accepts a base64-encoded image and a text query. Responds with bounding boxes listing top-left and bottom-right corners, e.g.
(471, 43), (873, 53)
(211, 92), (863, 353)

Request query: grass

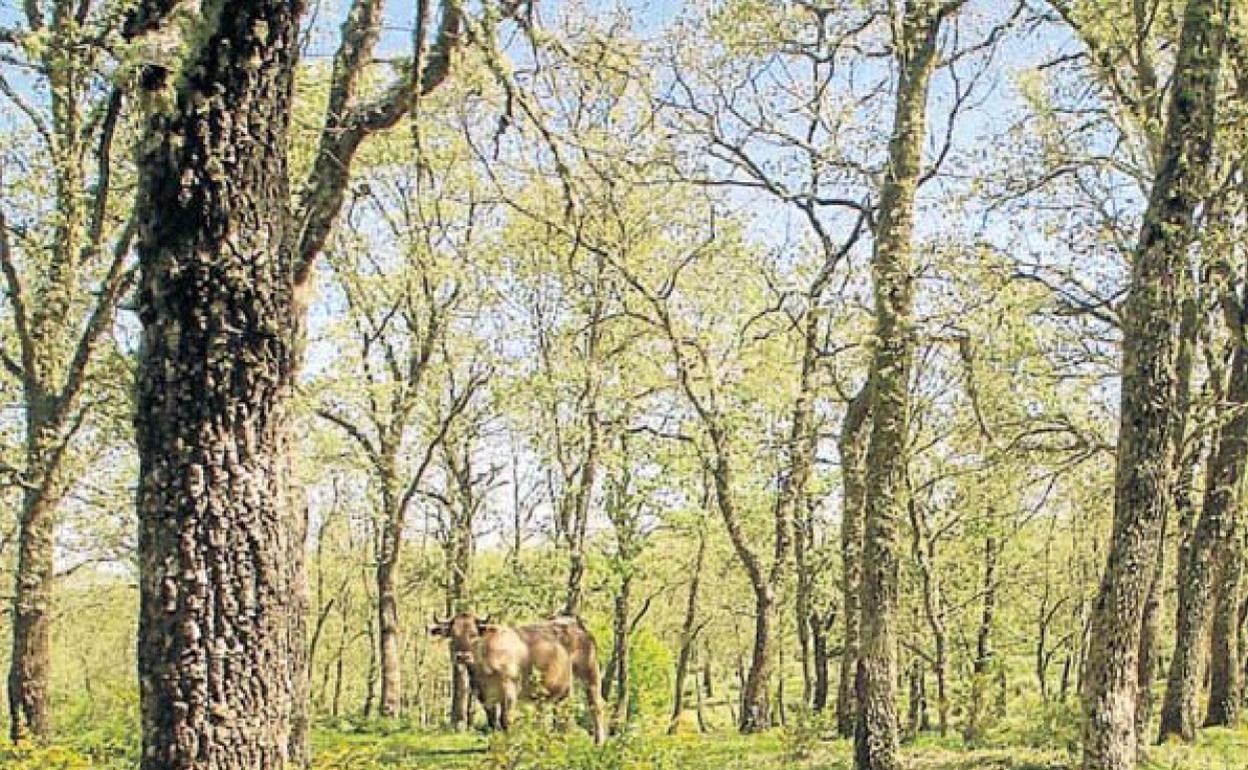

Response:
(2, 717), (1246, 768)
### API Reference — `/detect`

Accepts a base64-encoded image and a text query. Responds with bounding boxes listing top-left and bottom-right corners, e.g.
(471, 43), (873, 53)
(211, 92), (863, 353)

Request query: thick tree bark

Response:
(855, 5), (946, 768)
(1158, 341), (1248, 741)
(1135, 515), (1167, 739)
(1080, 0), (1226, 764)
(837, 384), (871, 736)
(8, 484), (58, 741)
(1205, 526), (1243, 727)
(288, 491), (310, 767)
(132, 2), (304, 767)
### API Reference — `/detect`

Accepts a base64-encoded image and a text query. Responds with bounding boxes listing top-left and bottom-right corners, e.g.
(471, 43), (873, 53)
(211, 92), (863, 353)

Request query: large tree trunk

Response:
(1136, 295), (1196, 743)
(837, 384), (870, 736)
(855, 6), (944, 768)
(1080, 0), (1226, 764)
(450, 662), (472, 730)
(1135, 515), (1167, 739)
(1158, 340), (1248, 741)
(1205, 526), (1244, 727)
(8, 482), (58, 741)
(288, 492), (310, 767)
(133, 2), (304, 766)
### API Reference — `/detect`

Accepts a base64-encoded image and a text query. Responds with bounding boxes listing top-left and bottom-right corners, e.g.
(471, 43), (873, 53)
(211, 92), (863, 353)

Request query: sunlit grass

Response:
(5, 715), (1248, 768)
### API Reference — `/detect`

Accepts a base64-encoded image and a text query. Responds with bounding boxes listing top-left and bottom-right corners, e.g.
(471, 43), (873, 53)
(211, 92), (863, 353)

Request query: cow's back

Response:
(517, 624), (574, 700)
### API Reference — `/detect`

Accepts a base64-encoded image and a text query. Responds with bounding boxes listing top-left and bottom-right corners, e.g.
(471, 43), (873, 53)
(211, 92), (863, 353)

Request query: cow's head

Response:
(428, 612), (492, 665)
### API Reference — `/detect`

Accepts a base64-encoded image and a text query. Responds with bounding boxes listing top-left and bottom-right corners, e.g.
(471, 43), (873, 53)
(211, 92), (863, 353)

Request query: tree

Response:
(127, 0), (471, 762)
(1080, 0), (1229, 764)
(429, 391), (500, 729)
(314, 157), (491, 718)
(855, 2), (963, 767)
(836, 385), (870, 734)
(130, 2), (307, 764)
(0, 1), (136, 740)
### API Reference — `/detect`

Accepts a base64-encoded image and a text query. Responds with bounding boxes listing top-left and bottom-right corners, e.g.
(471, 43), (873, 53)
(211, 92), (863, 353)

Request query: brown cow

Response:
(429, 612), (607, 744)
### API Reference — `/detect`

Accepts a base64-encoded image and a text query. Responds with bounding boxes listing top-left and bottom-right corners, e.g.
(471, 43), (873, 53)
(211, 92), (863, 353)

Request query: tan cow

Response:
(429, 612), (607, 744)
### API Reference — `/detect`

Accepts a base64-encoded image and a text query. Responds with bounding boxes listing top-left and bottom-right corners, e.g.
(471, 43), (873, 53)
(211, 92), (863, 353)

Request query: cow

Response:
(429, 612), (607, 744)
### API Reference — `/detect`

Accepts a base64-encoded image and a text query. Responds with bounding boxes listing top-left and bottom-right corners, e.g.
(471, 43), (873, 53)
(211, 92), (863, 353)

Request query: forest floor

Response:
(302, 725), (1248, 770)
(3, 720), (1247, 769)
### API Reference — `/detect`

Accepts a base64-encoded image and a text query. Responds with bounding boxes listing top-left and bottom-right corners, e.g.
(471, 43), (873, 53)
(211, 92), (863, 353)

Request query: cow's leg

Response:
(484, 703), (499, 731)
(551, 694), (571, 734)
(578, 660), (607, 744)
(500, 682), (520, 731)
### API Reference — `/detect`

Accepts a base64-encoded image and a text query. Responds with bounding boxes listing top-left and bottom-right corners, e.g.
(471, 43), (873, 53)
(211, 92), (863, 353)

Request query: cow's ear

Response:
(428, 623), (448, 637)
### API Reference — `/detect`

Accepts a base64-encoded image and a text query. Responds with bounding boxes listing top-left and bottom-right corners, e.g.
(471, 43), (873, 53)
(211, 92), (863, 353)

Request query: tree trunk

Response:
(445, 453), (475, 731)
(854, 5), (942, 763)
(699, 422), (777, 734)
(364, 613), (378, 717)
(450, 662), (472, 731)
(836, 384), (871, 736)
(562, 277), (604, 617)
(669, 530), (706, 733)
(966, 535), (999, 745)
(1136, 510), (1168, 739)
(377, 532), (403, 719)
(795, 503), (816, 708)
(288, 492), (310, 767)
(1205, 527), (1243, 727)
(1080, 0), (1226, 763)
(909, 498), (948, 737)
(1158, 340), (1248, 741)
(610, 574), (633, 727)
(695, 661), (711, 732)
(740, 588), (777, 733)
(4, 8), (125, 741)
(811, 606), (835, 713)
(703, 643), (714, 699)
(775, 644), (787, 728)
(8, 483), (58, 741)
(906, 660), (928, 739)
(133, 2), (304, 767)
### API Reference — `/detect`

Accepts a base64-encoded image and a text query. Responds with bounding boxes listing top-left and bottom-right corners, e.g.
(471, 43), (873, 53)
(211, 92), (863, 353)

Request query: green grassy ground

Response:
(304, 721), (1248, 770)
(2, 721), (1246, 768)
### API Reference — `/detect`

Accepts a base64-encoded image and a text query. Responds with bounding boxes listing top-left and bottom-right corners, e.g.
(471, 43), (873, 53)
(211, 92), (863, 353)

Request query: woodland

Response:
(0, 0), (1247, 769)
